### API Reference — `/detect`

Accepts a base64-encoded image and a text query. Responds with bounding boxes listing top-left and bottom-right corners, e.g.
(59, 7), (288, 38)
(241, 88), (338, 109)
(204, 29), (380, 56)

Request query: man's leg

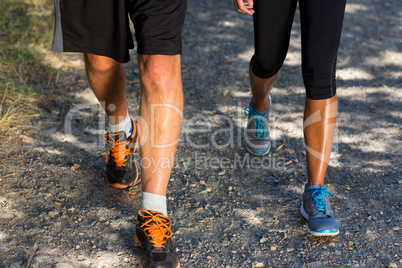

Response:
(137, 54), (183, 196)
(133, 54), (182, 268)
(84, 54), (128, 124)
(85, 53), (139, 188)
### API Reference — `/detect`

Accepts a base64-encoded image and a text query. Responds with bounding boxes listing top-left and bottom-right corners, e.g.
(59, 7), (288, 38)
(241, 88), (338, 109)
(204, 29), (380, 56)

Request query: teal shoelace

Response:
(311, 189), (333, 216)
(244, 107), (266, 139)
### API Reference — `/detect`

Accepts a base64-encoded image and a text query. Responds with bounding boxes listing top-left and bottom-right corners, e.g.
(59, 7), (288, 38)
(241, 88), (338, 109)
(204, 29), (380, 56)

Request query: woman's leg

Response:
(303, 95), (338, 186)
(250, 0), (297, 111)
(300, 0), (347, 185)
(299, 0), (346, 236)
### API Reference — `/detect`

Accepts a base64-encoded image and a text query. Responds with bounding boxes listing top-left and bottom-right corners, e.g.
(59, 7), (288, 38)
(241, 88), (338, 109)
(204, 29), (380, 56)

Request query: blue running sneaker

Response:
(244, 96), (271, 156)
(300, 185), (339, 236)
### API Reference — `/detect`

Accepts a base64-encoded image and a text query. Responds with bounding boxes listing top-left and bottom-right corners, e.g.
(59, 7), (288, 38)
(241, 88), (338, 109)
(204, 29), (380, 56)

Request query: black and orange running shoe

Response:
(134, 210), (180, 268)
(103, 114), (139, 188)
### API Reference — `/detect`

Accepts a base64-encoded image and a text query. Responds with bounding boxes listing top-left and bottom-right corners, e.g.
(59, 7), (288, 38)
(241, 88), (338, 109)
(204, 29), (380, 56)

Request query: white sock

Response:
(109, 112), (132, 135)
(141, 192), (168, 216)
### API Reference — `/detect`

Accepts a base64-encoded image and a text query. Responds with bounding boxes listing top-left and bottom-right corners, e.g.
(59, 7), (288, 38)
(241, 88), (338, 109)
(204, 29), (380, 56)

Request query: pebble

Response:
(386, 263), (397, 268)
(255, 207), (264, 213)
(228, 186), (233, 191)
(54, 202), (63, 206)
(124, 258), (129, 263)
(77, 255), (85, 261)
(190, 184), (196, 188)
(218, 170), (226, 176)
(259, 237), (268, 244)
(392, 227), (401, 232)
(0, 212), (15, 220)
(255, 263), (264, 267)
(335, 250), (342, 256)
(200, 180), (206, 186)
(48, 211), (59, 219)
(398, 180), (402, 185)
(286, 248), (294, 252)
(99, 217), (108, 223)
(348, 241), (354, 247)
(271, 246), (277, 251)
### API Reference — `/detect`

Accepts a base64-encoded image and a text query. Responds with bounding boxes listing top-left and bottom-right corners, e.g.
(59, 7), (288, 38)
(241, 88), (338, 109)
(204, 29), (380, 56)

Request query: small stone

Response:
(218, 170), (226, 176)
(346, 186), (352, 190)
(398, 180), (402, 185)
(221, 241), (230, 247)
(190, 184), (196, 188)
(335, 250), (342, 256)
(124, 258), (129, 263)
(286, 248), (294, 252)
(386, 263), (397, 268)
(392, 227), (401, 232)
(228, 186), (233, 191)
(54, 202), (63, 206)
(48, 211), (60, 219)
(0, 212), (15, 220)
(259, 237), (268, 244)
(255, 207), (264, 213)
(67, 207), (75, 213)
(200, 180), (206, 186)
(270, 246), (277, 251)
(73, 164), (81, 170)
(255, 263), (264, 268)
(367, 216), (372, 221)
(76, 245), (81, 249)
(273, 219), (279, 225)
(77, 255), (85, 261)
(199, 188), (212, 194)
(99, 217), (108, 223)
(380, 211), (384, 215)
(348, 241), (354, 247)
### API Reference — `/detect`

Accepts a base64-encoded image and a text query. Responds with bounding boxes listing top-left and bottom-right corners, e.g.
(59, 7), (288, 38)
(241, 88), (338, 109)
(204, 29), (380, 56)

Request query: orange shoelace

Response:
(103, 133), (133, 167)
(138, 210), (173, 248)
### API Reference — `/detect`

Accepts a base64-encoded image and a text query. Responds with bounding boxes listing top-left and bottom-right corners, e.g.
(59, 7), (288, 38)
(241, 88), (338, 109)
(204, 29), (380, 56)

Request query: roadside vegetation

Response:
(0, 0), (55, 127)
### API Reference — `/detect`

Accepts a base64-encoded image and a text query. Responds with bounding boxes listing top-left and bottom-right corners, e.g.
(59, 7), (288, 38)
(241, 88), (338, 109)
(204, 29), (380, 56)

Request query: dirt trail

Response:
(0, 0), (401, 267)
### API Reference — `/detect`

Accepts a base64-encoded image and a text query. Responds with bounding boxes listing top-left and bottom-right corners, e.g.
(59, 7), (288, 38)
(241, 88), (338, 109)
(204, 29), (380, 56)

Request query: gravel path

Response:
(0, 0), (401, 267)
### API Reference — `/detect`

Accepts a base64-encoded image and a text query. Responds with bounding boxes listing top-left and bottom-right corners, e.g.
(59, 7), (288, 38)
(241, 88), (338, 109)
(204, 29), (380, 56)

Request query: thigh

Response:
(300, 0), (347, 97)
(129, 0), (187, 55)
(53, 0), (134, 63)
(252, 0), (297, 77)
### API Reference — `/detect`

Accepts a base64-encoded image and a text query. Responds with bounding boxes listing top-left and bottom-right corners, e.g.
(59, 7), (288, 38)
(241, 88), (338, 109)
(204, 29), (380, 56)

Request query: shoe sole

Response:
(300, 205), (339, 237)
(134, 233), (180, 268)
(105, 174), (139, 189)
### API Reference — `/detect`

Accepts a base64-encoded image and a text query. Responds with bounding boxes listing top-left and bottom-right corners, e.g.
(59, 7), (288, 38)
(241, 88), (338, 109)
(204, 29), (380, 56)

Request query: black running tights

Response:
(251, 0), (347, 100)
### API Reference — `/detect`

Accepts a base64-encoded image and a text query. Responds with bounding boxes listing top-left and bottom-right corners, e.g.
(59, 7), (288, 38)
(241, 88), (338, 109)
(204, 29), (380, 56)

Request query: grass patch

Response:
(0, 81), (39, 125)
(0, 0), (55, 128)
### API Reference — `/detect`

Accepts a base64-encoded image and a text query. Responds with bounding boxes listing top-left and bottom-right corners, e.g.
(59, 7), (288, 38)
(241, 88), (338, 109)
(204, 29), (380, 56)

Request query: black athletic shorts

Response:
(52, 0), (187, 63)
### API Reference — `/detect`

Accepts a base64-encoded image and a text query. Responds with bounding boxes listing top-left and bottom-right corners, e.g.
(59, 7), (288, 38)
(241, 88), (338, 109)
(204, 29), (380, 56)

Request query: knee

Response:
(250, 55), (283, 79)
(302, 60), (337, 100)
(139, 55), (180, 96)
(85, 53), (120, 74)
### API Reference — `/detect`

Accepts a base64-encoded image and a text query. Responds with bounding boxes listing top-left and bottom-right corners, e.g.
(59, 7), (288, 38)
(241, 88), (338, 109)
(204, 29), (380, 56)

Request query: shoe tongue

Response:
(305, 185), (325, 193)
(108, 131), (127, 141)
